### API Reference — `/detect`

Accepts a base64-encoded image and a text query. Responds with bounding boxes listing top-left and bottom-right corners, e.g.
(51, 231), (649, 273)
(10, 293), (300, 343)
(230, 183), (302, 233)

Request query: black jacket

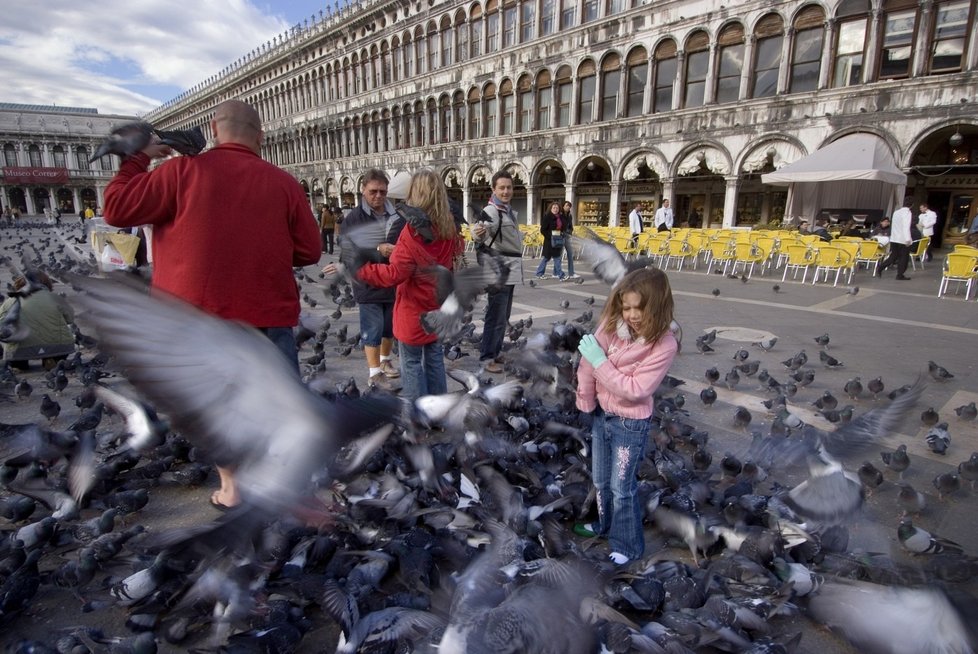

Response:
(342, 204), (405, 304)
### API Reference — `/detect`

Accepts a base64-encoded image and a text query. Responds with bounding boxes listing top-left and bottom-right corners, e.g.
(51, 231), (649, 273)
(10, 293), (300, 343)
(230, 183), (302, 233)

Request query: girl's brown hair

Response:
(598, 267), (674, 343)
(407, 169), (455, 240)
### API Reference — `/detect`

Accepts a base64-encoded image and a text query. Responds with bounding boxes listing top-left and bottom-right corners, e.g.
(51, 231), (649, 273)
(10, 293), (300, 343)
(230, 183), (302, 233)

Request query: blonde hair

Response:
(407, 169), (455, 240)
(598, 267), (674, 344)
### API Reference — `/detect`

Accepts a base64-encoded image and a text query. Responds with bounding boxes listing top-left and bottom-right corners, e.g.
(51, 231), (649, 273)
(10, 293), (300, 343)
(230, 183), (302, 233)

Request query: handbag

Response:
(550, 234), (565, 248)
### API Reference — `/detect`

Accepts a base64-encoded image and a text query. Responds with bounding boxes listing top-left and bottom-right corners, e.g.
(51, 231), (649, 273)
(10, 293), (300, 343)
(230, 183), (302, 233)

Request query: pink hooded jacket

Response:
(575, 319), (678, 419)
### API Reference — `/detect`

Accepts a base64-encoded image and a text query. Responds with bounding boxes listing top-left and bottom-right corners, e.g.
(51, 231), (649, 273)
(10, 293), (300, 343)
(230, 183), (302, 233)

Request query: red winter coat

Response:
(357, 223), (461, 345)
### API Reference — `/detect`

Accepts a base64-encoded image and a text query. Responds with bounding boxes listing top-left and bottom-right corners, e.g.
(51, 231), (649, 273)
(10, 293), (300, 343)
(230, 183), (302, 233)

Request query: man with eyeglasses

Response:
(340, 168), (405, 391)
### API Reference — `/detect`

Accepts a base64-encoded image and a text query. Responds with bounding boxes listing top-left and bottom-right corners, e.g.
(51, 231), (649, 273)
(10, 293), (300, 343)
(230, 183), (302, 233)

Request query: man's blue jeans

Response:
(259, 327), (299, 376)
(479, 284), (514, 361)
(590, 408), (652, 560)
(399, 341), (447, 402)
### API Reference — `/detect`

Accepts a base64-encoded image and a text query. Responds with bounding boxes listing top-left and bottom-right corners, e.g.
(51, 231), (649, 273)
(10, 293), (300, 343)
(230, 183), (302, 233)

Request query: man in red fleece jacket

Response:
(103, 99), (322, 510)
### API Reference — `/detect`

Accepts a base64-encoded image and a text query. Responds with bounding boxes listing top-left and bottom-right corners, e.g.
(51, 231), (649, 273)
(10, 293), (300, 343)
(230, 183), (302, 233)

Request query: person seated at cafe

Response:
(811, 219), (833, 242)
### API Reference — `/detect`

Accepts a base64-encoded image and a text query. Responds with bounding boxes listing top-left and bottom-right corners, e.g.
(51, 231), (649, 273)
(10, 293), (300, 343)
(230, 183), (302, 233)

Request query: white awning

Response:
(762, 133), (906, 185)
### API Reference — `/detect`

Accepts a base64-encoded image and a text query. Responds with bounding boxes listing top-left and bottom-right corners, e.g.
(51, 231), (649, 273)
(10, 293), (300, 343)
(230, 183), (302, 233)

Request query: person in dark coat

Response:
(534, 201), (566, 280)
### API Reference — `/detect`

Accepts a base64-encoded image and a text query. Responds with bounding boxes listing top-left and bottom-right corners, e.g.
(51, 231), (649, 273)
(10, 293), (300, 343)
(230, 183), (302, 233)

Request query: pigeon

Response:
(927, 360), (954, 382)
(712, 288), (720, 297)
(38, 394), (60, 422)
(782, 351), (807, 370)
(897, 517), (963, 555)
(567, 227), (656, 286)
(751, 336), (777, 351)
(867, 377), (885, 399)
(699, 387), (717, 407)
(843, 377), (862, 400)
(152, 125), (207, 156)
(846, 286), (859, 295)
(704, 366), (720, 385)
(953, 401), (976, 422)
(732, 349), (749, 362)
(695, 338), (715, 354)
(813, 390), (838, 411)
(814, 333), (830, 349)
(819, 350), (844, 368)
(925, 422), (950, 455)
(958, 453), (978, 489)
(724, 368), (740, 390)
(89, 121), (153, 162)
(422, 256), (509, 339)
(920, 407), (940, 427)
(880, 444), (910, 478)
(932, 472), (961, 500)
(733, 406), (752, 430)
(895, 483), (926, 516)
(70, 274), (399, 553)
(857, 461), (884, 494)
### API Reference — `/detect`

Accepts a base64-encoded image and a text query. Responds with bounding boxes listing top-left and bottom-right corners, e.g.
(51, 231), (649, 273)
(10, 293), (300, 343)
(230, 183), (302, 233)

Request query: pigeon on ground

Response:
(958, 453), (978, 490)
(813, 391), (838, 411)
(699, 387), (717, 407)
(814, 333), (830, 349)
(895, 483), (926, 516)
(724, 368), (740, 390)
(843, 377), (862, 400)
(932, 472), (961, 500)
(867, 376), (884, 399)
(953, 401), (976, 422)
(819, 350), (844, 368)
(704, 367), (720, 385)
(925, 422), (950, 455)
(927, 360), (954, 382)
(920, 407), (940, 427)
(897, 517), (963, 555)
(752, 336), (777, 351)
(89, 121), (153, 162)
(880, 444), (910, 479)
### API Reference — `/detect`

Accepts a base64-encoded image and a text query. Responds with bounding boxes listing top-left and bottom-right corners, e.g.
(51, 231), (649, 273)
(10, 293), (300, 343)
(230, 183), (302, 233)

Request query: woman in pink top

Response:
(574, 267), (679, 564)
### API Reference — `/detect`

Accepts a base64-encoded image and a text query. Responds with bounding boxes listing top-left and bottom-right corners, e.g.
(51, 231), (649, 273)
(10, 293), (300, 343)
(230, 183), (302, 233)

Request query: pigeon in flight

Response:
(89, 121), (153, 162)
(153, 125), (207, 156)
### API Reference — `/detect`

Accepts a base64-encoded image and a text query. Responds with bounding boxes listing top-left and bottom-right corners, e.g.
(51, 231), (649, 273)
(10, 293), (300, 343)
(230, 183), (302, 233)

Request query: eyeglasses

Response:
(365, 189), (388, 195)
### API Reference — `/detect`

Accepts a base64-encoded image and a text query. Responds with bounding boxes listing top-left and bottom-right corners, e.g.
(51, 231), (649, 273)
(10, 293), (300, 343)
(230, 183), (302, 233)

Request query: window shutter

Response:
(755, 13), (785, 38)
(718, 23), (744, 46)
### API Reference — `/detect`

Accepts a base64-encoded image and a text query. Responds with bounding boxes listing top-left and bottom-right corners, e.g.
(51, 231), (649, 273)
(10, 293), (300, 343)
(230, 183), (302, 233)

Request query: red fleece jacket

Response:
(358, 225), (461, 345)
(103, 144), (321, 327)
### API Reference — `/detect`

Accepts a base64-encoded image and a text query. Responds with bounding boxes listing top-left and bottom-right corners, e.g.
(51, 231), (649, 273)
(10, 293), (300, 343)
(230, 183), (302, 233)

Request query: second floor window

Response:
(626, 59), (647, 117)
(834, 18), (867, 87)
(578, 74), (595, 124)
(684, 47), (708, 108)
(503, 6), (517, 47)
(790, 27), (824, 92)
(931, 0), (969, 73)
(541, 0), (556, 35)
(521, 3), (535, 42)
(28, 145), (42, 167)
(556, 79), (572, 127)
(880, 9), (916, 79)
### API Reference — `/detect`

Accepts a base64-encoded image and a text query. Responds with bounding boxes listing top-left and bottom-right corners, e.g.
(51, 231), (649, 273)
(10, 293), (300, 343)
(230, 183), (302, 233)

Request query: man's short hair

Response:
(491, 170), (513, 188)
(903, 197), (914, 208)
(363, 168), (390, 187)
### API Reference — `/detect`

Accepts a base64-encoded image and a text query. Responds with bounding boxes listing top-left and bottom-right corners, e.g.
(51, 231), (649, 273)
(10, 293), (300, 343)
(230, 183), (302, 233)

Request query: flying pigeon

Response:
(153, 125), (207, 156)
(89, 121), (153, 162)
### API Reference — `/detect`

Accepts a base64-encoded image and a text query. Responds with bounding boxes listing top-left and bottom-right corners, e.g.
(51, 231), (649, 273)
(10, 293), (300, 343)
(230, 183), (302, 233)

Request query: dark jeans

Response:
(399, 341), (447, 402)
(322, 228), (334, 254)
(881, 242), (910, 277)
(259, 327), (299, 376)
(480, 284), (514, 361)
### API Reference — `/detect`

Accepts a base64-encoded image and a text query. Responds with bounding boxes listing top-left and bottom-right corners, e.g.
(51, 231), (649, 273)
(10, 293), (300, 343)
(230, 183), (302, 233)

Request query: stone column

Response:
(739, 35), (755, 100)
(526, 184), (538, 225)
(703, 43), (718, 105)
(25, 190), (36, 215)
(661, 177), (675, 207)
(818, 19), (836, 89)
(967, 8), (978, 70)
(72, 188), (82, 212)
(912, 1), (935, 78)
(462, 186), (471, 224)
(96, 185), (105, 212)
(777, 28), (794, 94)
(863, 10), (882, 83)
(722, 176), (740, 227)
(608, 180), (621, 227)
(673, 51), (686, 110)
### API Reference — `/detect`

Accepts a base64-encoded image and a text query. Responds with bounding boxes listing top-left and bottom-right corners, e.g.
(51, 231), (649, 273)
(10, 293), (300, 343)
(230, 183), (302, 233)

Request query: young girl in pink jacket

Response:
(575, 267), (679, 564)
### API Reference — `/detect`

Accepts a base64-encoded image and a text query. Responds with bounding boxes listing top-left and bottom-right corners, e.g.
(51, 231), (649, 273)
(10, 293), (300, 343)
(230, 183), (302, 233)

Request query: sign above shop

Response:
(2, 166), (70, 184)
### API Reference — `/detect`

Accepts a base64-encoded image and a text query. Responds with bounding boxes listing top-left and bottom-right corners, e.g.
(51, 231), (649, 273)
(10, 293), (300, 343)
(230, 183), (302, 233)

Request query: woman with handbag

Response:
(535, 201), (566, 280)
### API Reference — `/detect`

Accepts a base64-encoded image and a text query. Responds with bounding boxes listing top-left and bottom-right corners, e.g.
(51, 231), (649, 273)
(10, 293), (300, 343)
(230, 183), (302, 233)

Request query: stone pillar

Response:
(25, 190), (36, 215)
(912, 1), (935, 78)
(739, 36), (755, 100)
(673, 51), (686, 110)
(722, 176), (740, 227)
(818, 19), (836, 89)
(778, 28), (794, 94)
(968, 9), (978, 70)
(526, 184), (538, 225)
(47, 188), (56, 213)
(661, 177), (675, 207)
(96, 185), (105, 212)
(703, 43), (718, 105)
(863, 10), (882, 83)
(72, 188), (82, 212)
(608, 181), (621, 227)
(462, 186), (472, 225)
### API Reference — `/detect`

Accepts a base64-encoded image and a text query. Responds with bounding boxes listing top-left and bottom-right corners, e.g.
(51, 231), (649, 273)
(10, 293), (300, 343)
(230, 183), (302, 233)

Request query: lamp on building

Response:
(949, 129), (964, 148)
(586, 161), (596, 171)
(544, 164), (553, 173)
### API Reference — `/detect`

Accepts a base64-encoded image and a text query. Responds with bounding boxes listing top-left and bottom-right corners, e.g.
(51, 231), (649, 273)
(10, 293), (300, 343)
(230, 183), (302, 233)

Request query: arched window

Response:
(427, 21), (439, 71)
(716, 23), (745, 103)
(555, 65), (572, 127)
(541, 0), (556, 35)
(2, 144), (16, 167)
(930, 0), (970, 73)
(790, 5), (825, 92)
(381, 42), (392, 85)
(369, 46), (380, 90)
(441, 16), (454, 66)
(351, 54), (361, 95)
(517, 74), (533, 131)
(600, 53), (621, 120)
(521, 0), (535, 42)
(453, 91), (466, 140)
(425, 99), (437, 145)
(577, 59), (596, 124)
(502, 0), (517, 47)
(625, 47), (648, 117)
(483, 82), (498, 136)
(468, 87), (482, 138)
(536, 69), (553, 129)
(652, 39), (677, 112)
(470, 5), (483, 58)
(562, 0), (578, 29)
(499, 79), (515, 135)
(415, 27), (427, 75)
(76, 146), (90, 170)
(392, 106), (403, 148)
(440, 95), (452, 142)
(404, 33), (414, 77)
(486, 0), (500, 53)
(100, 155), (112, 171)
(28, 144), (42, 167)
(880, 0), (917, 79)
(752, 13), (784, 97)
(52, 145), (66, 168)
(455, 10), (468, 62)
(684, 31), (709, 108)
(833, 0), (869, 87)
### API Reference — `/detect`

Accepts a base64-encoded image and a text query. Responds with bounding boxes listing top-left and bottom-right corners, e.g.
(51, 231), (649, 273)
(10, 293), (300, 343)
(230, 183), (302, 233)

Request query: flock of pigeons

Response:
(0, 218), (975, 654)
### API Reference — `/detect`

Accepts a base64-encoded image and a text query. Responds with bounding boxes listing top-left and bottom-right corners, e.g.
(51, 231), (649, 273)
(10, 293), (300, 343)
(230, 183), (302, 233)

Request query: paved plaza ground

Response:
(0, 220), (975, 652)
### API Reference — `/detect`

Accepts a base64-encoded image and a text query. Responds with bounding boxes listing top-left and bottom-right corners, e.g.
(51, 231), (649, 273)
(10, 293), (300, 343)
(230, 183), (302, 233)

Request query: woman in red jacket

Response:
(357, 170), (463, 401)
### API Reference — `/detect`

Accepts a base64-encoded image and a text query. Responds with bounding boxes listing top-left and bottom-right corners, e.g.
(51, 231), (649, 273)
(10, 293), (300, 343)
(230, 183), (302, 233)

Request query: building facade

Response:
(0, 104), (139, 217)
(145, 0), (978, 245)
